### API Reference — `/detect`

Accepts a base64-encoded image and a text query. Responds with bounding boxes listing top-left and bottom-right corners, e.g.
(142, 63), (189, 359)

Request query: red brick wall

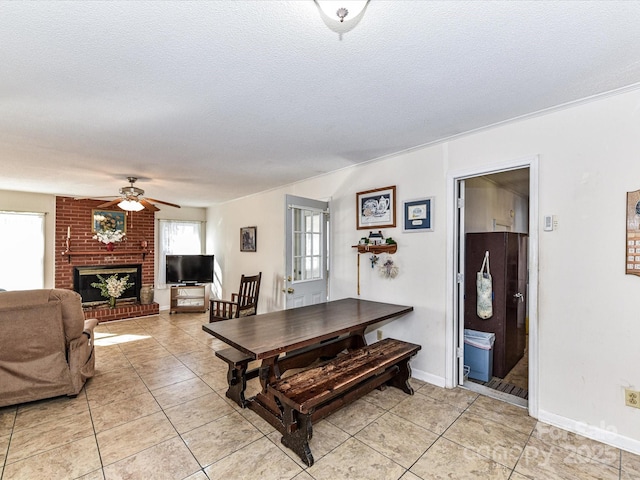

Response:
(55, 196), (155, 289)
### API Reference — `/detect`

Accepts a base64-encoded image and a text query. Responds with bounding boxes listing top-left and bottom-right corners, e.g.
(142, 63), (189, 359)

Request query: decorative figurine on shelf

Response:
(370, 254), (379, 268)
(368, 230), (384, 245)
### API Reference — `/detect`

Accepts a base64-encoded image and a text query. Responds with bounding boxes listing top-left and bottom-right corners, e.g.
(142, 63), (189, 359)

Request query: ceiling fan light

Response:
(118, 199), (144, 212)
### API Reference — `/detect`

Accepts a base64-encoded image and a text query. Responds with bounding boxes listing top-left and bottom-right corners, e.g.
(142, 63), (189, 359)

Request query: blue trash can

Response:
(464, 329), (495, 382)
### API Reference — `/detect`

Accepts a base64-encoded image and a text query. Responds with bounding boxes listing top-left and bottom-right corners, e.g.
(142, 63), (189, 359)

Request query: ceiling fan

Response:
(95, 177), (181, 212)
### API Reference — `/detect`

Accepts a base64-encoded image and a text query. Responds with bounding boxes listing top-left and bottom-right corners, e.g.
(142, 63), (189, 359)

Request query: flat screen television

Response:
(166, 254), (214, 285)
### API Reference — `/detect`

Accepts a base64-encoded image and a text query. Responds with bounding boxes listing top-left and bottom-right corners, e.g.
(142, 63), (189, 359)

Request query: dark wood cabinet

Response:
(464, 232), (527, 379)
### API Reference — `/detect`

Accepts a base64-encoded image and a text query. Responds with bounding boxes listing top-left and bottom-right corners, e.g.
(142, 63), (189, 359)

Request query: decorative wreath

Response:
(379, 256), (399, 279)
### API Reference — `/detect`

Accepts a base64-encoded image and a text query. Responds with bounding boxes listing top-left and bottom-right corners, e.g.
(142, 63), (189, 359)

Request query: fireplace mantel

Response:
(62, 248), (150, 262)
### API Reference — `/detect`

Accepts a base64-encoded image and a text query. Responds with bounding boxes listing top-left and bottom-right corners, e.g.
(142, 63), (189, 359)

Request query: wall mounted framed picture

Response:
(356, 185), (396, 230)
(626, 189), (640, 276)
(240, 226), (257, 252)
(92, 209), (126, 233)
(403, 197), (433, 232)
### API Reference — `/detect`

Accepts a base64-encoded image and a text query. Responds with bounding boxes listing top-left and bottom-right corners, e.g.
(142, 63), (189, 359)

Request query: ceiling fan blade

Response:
(144, 197), (181, 208)
(139, 198), (160, 212)
(96, 199), (122, 209)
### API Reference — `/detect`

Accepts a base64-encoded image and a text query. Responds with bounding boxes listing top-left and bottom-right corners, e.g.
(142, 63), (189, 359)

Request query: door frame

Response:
(445, 155), (539, 418)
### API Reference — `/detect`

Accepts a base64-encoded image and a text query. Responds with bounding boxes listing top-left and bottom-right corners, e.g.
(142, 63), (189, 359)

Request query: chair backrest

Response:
(236, 272), (262, 316)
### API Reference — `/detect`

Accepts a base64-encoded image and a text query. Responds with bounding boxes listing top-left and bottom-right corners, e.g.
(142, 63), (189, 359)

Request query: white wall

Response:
(0, 190), (56, 288)
(208, 87), (640, 453)
(465, 177), (529, 233)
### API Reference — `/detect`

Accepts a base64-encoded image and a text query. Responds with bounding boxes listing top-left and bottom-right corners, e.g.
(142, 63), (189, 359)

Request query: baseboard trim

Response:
(538, 409), (640, 455)
(412, 368), (445, 388)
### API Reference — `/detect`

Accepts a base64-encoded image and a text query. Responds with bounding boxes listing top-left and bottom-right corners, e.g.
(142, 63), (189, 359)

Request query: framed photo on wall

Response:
(240, 226), (257, 252)
(92, 209), (126, 233)
(626, 189), (640, 276)
(403, 197), (433, 232)
(356, 185), (396, 230)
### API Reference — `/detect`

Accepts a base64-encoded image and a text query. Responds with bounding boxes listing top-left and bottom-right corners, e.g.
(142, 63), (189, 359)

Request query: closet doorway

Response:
(450, 158), (539, 416)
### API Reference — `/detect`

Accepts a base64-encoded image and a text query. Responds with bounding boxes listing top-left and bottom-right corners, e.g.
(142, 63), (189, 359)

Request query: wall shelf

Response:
(351, 244), (397, 254)
(62, 249), (150, 262)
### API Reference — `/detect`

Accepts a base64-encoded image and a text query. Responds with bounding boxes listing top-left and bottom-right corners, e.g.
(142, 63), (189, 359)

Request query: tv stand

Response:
(170, 284), (209, 314)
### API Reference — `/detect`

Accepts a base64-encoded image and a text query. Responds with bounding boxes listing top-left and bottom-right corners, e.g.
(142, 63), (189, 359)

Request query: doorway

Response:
(284, 194), (329, 309)
(447, 156), (539, 416)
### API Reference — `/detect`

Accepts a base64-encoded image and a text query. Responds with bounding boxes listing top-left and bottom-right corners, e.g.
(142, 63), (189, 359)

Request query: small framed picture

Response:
(356, 185), (396, 230)
(240, 226), (257, 252)
(403, 197), (433, 232)
(92, 209), (126, 233)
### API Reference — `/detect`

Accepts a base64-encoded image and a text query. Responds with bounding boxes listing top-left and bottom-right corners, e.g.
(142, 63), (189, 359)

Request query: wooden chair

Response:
(209, 272), (262, 322)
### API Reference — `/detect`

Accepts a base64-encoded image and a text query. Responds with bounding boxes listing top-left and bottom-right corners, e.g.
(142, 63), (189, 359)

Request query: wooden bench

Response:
(215, 347), (259, 407)
(216, 334), (366, 408)
(267, 337), (421, 466)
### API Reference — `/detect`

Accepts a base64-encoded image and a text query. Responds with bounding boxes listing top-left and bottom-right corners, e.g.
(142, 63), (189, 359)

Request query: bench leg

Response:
(388, 358), (415, 395)
(225, 362), (248, 408)
(280, 405), (314, 467)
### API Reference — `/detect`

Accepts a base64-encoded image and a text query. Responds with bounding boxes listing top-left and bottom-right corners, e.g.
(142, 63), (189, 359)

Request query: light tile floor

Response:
(1, 312), (639, 480)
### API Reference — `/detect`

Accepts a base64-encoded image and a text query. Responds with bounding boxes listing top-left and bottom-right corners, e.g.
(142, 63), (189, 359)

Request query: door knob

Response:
(282, 287), (294, 294)
(513, 293), (524, 302)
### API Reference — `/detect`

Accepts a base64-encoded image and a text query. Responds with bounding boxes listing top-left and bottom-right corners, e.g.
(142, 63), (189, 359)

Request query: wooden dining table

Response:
(202, 297), (414, 432)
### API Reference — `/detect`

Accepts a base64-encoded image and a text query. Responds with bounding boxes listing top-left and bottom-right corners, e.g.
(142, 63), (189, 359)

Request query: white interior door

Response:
(285, 194), (329, 309)
(456, 180), (467, 384)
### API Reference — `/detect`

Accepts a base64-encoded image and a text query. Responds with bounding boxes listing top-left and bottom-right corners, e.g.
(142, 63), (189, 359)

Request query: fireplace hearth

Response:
(74, 264), (142, 306)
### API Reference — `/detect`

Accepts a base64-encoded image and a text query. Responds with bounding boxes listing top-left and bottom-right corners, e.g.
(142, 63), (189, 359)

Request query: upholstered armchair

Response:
(0, 288), (98, 407)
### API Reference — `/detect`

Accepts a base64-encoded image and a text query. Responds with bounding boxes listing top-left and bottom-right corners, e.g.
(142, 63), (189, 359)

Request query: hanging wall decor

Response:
(379, 256), (399, 279)
(356, 185), (396, 229)
(403, 197), (433, 232)
(626, 190), (640, 276)
(240, 226), (257, 252)
(92, 209), (126, 233)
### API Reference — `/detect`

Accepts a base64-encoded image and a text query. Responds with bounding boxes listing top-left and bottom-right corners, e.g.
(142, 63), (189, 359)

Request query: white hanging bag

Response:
(476, 251), (493, 319)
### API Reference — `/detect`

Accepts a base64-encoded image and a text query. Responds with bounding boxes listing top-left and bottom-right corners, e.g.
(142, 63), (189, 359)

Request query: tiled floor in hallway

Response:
(1, 311), (638, 479)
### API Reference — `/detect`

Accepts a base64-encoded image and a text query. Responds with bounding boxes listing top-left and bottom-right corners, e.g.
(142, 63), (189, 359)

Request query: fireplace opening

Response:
(74, 264), (142, 306)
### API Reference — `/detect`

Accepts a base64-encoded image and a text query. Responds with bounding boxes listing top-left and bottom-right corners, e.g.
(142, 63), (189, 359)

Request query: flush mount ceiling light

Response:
(317, 1), (367, 22)
(315, 1), (369, 26)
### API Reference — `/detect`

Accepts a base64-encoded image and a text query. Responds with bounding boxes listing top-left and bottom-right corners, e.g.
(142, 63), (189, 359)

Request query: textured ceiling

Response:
(1, 1), (640, 207)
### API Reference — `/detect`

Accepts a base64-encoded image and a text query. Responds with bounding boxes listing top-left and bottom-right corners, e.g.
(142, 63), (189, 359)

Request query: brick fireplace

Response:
(55, 196), (159, 322)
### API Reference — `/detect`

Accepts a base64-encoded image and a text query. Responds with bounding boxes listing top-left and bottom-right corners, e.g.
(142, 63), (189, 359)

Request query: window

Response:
(157, 220), (204, 286)
(0, 211), (45, 290)
(292, 207), (324, 282)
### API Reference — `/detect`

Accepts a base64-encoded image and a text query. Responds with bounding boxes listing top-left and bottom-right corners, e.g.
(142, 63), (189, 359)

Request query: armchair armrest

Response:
(83, 318), (98, 340)
(210, 299), (239, 321)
